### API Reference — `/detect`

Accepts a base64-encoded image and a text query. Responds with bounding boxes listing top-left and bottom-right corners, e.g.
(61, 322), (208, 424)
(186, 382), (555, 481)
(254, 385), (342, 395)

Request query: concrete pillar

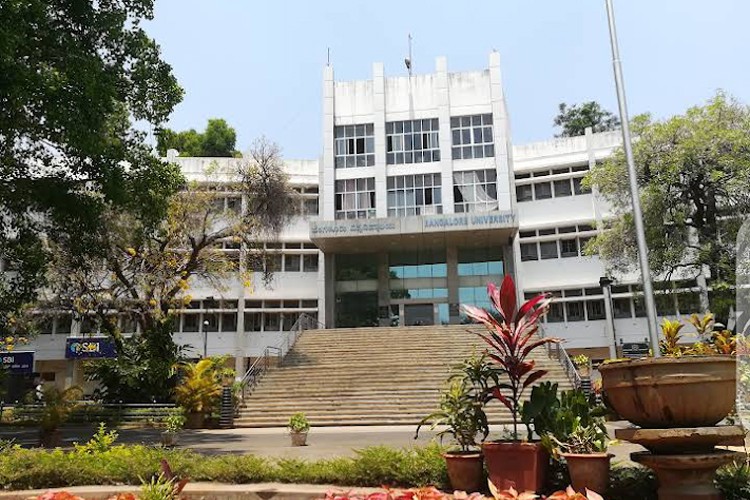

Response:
(488, 51), (513, 213)
(373, 63), (388, 218)
(321, 65), (336, 220)
(435, 56), (455, 214)
(447, 246), (460, 324)
(323, 253), (336, 328)
(600, 277), (618, 359)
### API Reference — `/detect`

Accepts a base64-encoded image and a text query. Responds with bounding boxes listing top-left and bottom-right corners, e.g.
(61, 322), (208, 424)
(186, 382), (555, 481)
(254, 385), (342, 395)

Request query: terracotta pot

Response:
(482, 441), (548, 492)
(290, 431), (308, 446)
(184, 412), (205, 429)
(38, 429), (61, 448)
(161, 431), (179, 447)
(443, 452), (484, 493)
(561, 452), (612, 496)
(598, 356), (735, 428)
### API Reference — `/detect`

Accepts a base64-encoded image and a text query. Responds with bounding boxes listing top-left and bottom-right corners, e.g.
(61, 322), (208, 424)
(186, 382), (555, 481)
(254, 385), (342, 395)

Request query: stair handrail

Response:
(539, 324), (582, 389)
(239, 312), (323, 401)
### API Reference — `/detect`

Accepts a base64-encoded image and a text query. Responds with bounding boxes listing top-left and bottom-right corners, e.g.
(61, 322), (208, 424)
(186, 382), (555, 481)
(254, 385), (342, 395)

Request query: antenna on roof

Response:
(404, 34), (413, 77)
(327, 47), (331, 66)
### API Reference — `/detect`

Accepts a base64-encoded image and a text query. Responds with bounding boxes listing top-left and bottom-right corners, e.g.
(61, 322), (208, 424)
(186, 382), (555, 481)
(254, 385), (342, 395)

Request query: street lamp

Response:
(604, 0), (660, 356)
(202, 319), (209, 358)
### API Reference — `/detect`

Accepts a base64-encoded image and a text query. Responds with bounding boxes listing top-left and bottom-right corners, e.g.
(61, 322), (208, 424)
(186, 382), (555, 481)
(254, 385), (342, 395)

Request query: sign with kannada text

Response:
(65, 338), (117, 359)
(621, 342), (650, 359)
(0, 351), (34, 374)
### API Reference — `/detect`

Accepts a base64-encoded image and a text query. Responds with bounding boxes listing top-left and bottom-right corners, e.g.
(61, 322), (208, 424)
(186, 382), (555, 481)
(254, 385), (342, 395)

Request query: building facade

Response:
(11, 53), (706, 391)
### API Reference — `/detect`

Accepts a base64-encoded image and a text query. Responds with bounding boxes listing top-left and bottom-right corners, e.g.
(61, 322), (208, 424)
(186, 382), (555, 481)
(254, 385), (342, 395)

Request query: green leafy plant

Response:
(461, 275), (559, 440)
(415, 378), (489, 452)
(164, 414), (186, 433)
(659, 318), (686, 356)
(716, 459), (750, 500)
(139, 460), (188, 500)
(288, 412), (310, 433)
(174, 356), (234, 415)
(550, 423), (608, 455)
(38, 385), (84, 433)
(73, 422), (118, 454)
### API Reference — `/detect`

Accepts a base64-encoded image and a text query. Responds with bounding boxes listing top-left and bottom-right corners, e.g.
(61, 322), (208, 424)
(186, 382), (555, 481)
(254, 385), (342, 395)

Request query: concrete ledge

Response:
(0, 483), (385, 500)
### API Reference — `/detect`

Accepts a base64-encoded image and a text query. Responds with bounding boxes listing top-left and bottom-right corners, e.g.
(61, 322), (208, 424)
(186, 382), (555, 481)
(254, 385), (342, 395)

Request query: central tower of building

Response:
(311, 53), (519, 328)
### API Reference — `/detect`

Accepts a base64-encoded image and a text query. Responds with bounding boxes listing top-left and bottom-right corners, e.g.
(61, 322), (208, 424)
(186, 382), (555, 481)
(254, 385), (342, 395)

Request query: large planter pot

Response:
(161, 431), (179, 447)
(184, 412), (205, 429)
(482, 441), (548, 492)
(598, 355), (736, 428)
(290, 431), (308, 446)
(38, 429), (62, 448)
(561, 452), (612, 496)
(443, 452), (484, 493)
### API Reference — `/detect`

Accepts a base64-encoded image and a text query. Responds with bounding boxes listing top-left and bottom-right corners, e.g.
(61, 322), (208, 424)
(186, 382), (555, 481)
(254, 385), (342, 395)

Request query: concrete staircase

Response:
(236, 325), (574, 427)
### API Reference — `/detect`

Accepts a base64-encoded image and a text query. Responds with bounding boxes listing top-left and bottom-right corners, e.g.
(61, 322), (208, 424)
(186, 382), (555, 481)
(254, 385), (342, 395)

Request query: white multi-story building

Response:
(15, 53), (704, 390)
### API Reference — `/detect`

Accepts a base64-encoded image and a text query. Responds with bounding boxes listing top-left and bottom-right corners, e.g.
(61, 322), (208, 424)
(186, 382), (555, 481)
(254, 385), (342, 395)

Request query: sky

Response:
(144, 0), (750, 159)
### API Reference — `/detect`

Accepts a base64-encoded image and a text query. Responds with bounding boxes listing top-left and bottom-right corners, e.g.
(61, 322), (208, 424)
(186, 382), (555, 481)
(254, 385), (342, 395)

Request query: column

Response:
(377, 252), (391, 326)
(447, 246), (460, 324)
(323, 253), (336, 328)
(321, 65), (336, 220)
(435, 56), (455, 214)
(373, 63), (388, 218)
(489, 51), (513, 213)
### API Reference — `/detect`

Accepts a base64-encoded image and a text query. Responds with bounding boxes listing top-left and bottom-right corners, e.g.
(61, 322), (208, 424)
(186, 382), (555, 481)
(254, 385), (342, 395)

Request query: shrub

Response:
(716, 459), (750, 500)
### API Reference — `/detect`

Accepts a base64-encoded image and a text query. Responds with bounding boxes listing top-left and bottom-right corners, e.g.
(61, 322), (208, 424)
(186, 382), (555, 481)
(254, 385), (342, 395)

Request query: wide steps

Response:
(237, 325), (573, 427)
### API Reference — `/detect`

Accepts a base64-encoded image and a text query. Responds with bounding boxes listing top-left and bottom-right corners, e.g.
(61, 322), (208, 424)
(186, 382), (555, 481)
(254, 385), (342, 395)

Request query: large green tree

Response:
(554, 101), (620, 137)
(156, 118), (238, 157)
(586, 92), (750, 320)
(0, 0), (184, 334)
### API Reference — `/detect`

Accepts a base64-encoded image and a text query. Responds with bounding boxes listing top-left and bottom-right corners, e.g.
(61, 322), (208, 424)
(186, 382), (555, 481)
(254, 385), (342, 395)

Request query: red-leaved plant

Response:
(462, 275), (560, 440)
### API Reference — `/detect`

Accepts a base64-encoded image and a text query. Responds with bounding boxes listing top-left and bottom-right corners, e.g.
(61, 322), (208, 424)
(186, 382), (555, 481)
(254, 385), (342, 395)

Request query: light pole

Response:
(202, 319), (209, 358)
(604, 0), (660, 356)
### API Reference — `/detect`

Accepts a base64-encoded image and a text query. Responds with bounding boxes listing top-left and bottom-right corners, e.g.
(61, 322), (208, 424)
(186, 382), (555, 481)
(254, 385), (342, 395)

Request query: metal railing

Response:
(239, 312), (323, 401)
(539, 325), (583, 389)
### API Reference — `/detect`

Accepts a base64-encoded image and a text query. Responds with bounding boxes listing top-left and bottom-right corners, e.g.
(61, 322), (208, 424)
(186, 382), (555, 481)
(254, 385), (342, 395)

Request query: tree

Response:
(42, 138), (296, 401)
(0, 1), (184, 333)
(553, 101), (620, 137)
(586, 92), (750, 320)
(156, 119), (238, 157)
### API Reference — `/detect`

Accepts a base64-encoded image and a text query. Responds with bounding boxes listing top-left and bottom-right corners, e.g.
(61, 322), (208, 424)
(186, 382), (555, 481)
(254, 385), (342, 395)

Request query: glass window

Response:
(534, 182), (552, 200)
(203, 313), (219, 332)
(559, 239), (579, 258)
(303, 198), (319, 216)
(386, 119), (440, 165)
(573, 177), (586, 194)
(520, 243), (538, 261)
(284, 254), (301, 272)
(566, 302), (585, 321)
(264, 312), (281, 331)
(451, 114), (494, 160)
(221, 312), (237, 332)
(454, 169), (498, 213)
(586, 300), (606, 320)
(301, 299), (318, 308)
(387, 174), (442, 216)
(539, 241), (558, 259)
(336, 253), (378, 280)
(303, 254), (318, 272)
(56, 315), (73, 334)
(633, 295), (647, 317)
(547, 303), (565, 323)
(282, 313), (299, 332)
(516, 184), (533, 202)
(244, 312), (262, 332)
(655, 293), (676, 317)
(335, 177), (376, 219)
(182, 313), (199, 332)
(266, 253), (282, 272)
(334, 123), (375, 168)
(554, 179), (572, 197)
(613, 298), (632, 319)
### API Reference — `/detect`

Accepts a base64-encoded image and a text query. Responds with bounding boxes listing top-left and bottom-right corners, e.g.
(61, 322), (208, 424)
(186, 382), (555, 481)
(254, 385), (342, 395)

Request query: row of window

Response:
(386, 174), (443, 216)
(520, 237), (593, 261)
(333, 114), (496, 168)
(334, 178), (377, 219)
(516, 176), (587, 202)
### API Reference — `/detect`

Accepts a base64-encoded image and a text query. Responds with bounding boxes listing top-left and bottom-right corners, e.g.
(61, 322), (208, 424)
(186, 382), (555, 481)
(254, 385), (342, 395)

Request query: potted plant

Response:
(552, 423), (611, 495)
(462, 274), (560, 492)
(571, 355), (591, 378)
(289, 412), (310, 446)
(37, 385), (83, 447)
(161, 413), (186, 447)
(415, 377), (489, 492)
(599, 314), (737, 428)
(174, 357), (233, 429)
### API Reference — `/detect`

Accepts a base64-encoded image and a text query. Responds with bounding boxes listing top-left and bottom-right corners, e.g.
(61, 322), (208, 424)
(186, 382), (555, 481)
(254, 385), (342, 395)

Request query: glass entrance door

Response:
(404, 304), (435, 326)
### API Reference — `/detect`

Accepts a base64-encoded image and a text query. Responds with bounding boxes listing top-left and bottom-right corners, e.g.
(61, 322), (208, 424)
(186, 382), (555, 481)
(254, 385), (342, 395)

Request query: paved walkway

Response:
(0, 422), (658, 463)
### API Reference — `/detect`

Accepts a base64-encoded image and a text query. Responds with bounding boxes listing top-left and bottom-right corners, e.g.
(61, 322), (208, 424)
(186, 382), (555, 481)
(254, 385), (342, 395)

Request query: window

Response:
(566, 302), (585, 321)
(516, 184), (533, 202)
(554, 179), (572, 197)
(203, 313), (219, 332)
(303, 254), (319, 272)
(586, 300), (606, 320)
(335, 177), (376, 219)
(520, 243), (538, 262)
(221, 312), (237, 332)
(284, 254), (301, 272)
(387, 174), (442, 216)
(451, 114), (494, 160)
(266, 253), (282, 272)
(303, 198), (319, 216)
(282, 313), (299, 331)
(559, 239), (579, 258)
(386, 119), (440, 164)
(244, 312), (262, 332)
(264, 312), (280, 331)
(457, 247), (503, 276)
(539, 241), (558, 259)
(613, 298), (632, 318)
(573, 177), (586, 194)
(454, 170), (498, 213)
(183, 314), (199, 332)
(547, 303), (565, 323)
(534, 182), (552, 200)
(56, 315), (72, 334)
(334, 124), (375, 168)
